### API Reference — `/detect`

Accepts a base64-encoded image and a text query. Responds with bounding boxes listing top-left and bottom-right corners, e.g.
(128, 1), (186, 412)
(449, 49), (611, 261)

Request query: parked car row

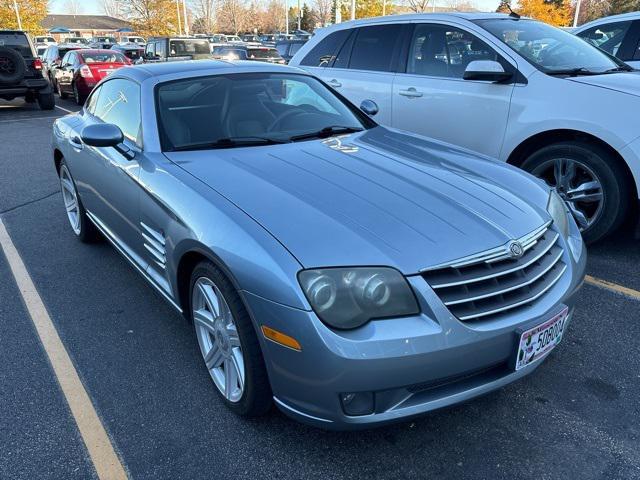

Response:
(290, 13), (640, 243)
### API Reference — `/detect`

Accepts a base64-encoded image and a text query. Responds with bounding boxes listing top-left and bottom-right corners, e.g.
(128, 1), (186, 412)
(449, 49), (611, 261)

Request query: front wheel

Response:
(58, 160), (100, 242)
(521, 141), (630, 244)
(189, 261), (272, 416)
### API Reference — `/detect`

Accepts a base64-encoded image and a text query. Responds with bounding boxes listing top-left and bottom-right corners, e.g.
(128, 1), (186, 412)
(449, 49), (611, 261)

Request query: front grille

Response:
(422, 222), (566, 322)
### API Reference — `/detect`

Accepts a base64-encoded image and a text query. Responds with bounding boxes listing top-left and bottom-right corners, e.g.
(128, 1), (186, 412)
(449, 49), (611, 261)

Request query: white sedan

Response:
(291, 13), (640, 243)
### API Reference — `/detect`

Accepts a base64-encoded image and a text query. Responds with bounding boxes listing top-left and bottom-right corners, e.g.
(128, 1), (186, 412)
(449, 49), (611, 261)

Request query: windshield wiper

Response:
(603, 65), (634, 73)
(289, 125), (364, 142)
(546, 67), (600, 77)
(171, 136), (289, 151)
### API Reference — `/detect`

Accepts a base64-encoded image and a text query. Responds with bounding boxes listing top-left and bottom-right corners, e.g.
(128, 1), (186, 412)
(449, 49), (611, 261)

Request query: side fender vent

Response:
(140, 221), (166, 270)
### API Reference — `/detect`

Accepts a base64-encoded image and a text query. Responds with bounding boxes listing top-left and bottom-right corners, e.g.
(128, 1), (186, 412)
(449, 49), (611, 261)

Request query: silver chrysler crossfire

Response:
(52, 61), (586, 429)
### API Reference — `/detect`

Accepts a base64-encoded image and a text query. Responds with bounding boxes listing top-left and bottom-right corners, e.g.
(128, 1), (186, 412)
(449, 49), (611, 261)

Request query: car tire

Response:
(73, 82), (85, 106)
(37, 91), (55, 110)
(0, 47), (26, 84)
(58, 159), (100, 242)
(189, 260), (272, 417)
(57, 80), (68, 99)
(521, 140), (630, 244)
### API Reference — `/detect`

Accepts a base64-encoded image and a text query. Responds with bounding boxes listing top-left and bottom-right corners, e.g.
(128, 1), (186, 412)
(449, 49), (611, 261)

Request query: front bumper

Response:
(243, 235), (587, 430)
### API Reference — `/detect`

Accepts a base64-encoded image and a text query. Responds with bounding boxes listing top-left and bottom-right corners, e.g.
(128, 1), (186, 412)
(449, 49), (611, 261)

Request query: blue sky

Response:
(49, 0), (500, 15)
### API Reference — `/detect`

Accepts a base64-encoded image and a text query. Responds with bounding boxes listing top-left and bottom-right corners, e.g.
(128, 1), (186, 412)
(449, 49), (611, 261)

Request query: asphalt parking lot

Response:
(1, 96), (639, 480)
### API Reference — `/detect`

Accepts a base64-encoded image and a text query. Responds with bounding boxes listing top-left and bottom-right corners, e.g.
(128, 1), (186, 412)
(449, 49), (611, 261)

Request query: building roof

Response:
(41, 15), (131, 31)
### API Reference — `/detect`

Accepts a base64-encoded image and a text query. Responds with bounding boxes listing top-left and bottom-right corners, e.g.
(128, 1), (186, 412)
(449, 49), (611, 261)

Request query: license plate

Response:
(515, 307), (569, 371)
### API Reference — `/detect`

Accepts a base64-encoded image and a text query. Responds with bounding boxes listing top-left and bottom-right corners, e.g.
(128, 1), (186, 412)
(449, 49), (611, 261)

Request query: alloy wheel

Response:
(531, 157), (604, 231)
(59, 165), (81, 235)
(192, 277), (245, 403)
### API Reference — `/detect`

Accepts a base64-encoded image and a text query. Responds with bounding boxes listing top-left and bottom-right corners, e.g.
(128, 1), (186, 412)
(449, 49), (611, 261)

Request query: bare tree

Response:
(313, 0), (332, 25)
(216, 0), (250, 34)
(404, 0), (431, 12)
(191, 0), (216, 33)
(102, 0), (125, 18)
(64, 0), (83, 14)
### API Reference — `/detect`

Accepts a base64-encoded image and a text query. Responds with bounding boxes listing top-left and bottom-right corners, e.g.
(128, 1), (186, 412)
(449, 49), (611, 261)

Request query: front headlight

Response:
(298, 267), (420, 329)
(547, 189), (570, 239)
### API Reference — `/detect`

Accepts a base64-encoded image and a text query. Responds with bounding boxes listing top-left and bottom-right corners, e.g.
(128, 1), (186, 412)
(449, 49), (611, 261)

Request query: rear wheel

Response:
(73, 82), (85, 106)
(521, 141), (630, 243)
(37, 91), (55, 110)
(189, 261), (272, 416)
(58, 159), (100, 242)
(57, 80), (68, 99)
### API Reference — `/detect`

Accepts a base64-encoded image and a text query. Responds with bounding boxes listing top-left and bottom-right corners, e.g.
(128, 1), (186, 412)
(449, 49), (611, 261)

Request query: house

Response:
(41, 14), (135, 40)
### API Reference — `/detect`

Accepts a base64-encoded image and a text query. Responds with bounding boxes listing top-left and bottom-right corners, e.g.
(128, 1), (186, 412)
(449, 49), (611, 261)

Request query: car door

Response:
(576, 19), (640, 67)
(391, 23), (516, 159)
(71, 78), (145, 263)
(315, 24), (406, 126)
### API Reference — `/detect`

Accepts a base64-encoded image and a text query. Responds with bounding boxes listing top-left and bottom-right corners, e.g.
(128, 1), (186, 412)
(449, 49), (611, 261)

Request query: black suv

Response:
(0, 30), (55, 109)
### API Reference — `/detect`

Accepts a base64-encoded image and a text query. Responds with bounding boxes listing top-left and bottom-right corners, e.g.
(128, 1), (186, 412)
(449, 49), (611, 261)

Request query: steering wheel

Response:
(267, 109), (309, 132)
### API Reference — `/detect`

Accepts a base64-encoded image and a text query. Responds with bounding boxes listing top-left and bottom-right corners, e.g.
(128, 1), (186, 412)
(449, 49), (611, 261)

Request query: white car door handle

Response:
(399, 88), (423, 98)
(69, 135), (83, 150)
(327, 79), (342, 88)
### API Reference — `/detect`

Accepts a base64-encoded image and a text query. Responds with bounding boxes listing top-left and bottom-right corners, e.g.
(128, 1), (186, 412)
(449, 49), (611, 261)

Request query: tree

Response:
(314, 0), (333, 25)
(405, 0), (431, 13)
(64, 0), (83, 14)
(516, 0), (571, 26)
(217, 0), (250, 33)
(118, 0), (181, 37)
(258, 0), (285, 33)
(572, 0), (608, 25)
(191, 0), (216, 33)
(341, 0), (394, 19)
(0, 0), (47, 33)
(608, 0), (640, 15)
(102, 0), (125, 18)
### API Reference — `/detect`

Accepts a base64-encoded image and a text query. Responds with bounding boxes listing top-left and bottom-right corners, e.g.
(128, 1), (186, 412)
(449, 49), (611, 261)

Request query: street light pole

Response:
(382, 0), (386, 16)
(182, 0), (189, 36)
(297, 0), (301, 31)
(573, 0), (582, 28)
(285, 0), (289, 35)
(176, 0), (182, 35)
(350, 0), (355, 20)
(13, 0), (22, 30)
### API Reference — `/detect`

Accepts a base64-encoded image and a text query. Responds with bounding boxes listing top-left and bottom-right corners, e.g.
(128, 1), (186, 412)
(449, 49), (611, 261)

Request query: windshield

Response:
(169, 39), (210, 56)
(477, 19), (621, 74)
(81, 52), (127, 63)
(247, 48), (280, 59)
(156, 73), (369, 151)
(67, 38), (87, 44)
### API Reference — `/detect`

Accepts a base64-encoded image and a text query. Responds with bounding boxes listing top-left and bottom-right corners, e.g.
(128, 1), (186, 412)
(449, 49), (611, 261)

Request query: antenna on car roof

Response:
(500, 1), (521, 19)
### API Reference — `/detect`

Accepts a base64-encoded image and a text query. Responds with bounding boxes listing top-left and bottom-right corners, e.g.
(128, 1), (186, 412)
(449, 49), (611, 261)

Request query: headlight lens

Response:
(298, 267), (420, 329)
(547, 189), (570, 239)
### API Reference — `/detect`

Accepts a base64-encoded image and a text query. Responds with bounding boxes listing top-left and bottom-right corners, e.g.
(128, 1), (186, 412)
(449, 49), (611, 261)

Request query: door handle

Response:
(327, 79), (342, 88)
(399, 87), (423, 98)
(69, 135), (83, 150)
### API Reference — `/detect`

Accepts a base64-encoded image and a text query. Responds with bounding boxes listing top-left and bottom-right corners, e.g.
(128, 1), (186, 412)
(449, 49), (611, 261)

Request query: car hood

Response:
(567, 72), (640, 97)
(165, 128), (551, 273)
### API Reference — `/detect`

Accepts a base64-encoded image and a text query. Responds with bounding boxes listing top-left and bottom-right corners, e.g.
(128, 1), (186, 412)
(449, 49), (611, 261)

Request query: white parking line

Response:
(0, 218), (127, 480)
(55, 105), (77, 114)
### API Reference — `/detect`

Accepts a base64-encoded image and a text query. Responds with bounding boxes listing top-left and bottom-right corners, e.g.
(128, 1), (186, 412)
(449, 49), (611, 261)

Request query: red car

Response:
(54, 49), (130, 104)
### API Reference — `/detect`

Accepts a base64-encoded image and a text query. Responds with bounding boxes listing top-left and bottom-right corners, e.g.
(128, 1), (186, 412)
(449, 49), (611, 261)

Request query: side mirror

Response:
(81, 123), (123, 147)
(360, 99), (379, 116)
(463, 60), (513, 82)
(81, 124), (135, 159)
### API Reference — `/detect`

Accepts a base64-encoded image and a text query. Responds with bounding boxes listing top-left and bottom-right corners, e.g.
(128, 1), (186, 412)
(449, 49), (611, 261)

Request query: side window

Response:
(85, 85), (101, 115)
(289, 42), (303, 56)
(300, 29), (351, 67)
(635, 36), (640, 60)
(156, 41), (166, 58)
(577, 21), (632, 58)
(348, 24), (404, 72)
(92, 79), (142, 144)
(61, 52), (71, 66)
(407, 24), (499, 79)
(333, 30), (356, 69)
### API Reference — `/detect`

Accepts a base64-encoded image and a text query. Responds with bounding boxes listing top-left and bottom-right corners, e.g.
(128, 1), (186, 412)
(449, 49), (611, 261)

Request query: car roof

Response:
(574, 11), (640, 31)
(116, 59), (300, 83)
(332, 12), (521, 26)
